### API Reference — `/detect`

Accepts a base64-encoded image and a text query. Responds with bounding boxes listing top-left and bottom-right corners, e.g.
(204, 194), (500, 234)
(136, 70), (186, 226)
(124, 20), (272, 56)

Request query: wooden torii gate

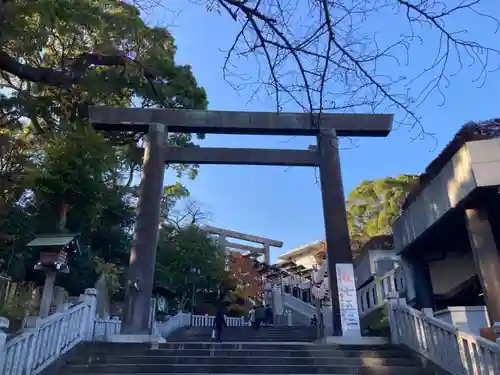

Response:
(89, 107), (392, 336)
(202, 225), (283, 264)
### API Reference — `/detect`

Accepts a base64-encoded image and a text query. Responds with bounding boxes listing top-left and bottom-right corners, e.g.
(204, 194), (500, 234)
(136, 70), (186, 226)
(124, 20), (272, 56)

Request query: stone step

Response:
(181, 332), (316, 336)
(182, 328), (316, 335)
(70, 355), (417, 367)
(171, 333), (316, 338)
(168, 327), (319, 342)
(173, 337), (316, 342)
(81, 342), (403, 353)
(181, 333), (317, 337)
(62, 363), (426, 374)
(172, 327), (317, 333)
(182, 331), (316, 335)
(72, 348), (410, 359)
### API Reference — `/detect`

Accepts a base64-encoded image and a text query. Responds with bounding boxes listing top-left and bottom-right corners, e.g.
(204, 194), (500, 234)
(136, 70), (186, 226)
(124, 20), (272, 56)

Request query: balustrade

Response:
(2, 278), (499, 375)
(387, 292), (500, 374)
(276, 266), (406, 319)
(0, 287), (254, 375)
(0, 288), (96, 375)
(357, 267), (406, 317)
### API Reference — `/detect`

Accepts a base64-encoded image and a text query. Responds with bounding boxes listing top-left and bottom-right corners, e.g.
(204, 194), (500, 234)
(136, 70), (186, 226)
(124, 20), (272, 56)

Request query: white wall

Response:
(394, 138), (500, 251)
(393, 144), (477, 250)
(428, 252), (477, 295)
(434, 306), (490, 336)
(467, 138), (500, 187)
(355, 250), (400, 287)
(284, 253), (318, 270)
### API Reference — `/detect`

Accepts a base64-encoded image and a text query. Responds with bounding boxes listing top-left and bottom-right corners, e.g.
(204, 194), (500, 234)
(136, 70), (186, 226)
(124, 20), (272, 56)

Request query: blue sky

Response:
(153, 1), (500, 263)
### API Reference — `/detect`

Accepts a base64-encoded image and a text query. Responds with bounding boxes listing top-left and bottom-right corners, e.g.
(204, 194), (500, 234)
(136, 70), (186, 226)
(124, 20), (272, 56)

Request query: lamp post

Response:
(189, 267), (201, 326)
(27, 234), (80, 319)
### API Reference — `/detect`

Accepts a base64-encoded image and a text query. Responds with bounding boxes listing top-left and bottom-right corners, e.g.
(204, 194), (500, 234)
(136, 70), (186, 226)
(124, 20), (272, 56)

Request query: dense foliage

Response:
(0, 0), (208, 303)
(346, 174), (419, 254)
(155, 224), (266, 315)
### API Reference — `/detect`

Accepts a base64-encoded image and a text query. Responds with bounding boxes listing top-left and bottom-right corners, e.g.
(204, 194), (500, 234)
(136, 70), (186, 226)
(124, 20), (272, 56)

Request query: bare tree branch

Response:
(210, 0), (500, 137)
(167, 199), (213, 229)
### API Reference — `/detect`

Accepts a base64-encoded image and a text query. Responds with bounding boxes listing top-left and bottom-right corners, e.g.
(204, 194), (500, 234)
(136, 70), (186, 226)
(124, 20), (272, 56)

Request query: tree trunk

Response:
(58, 202), (69, 231)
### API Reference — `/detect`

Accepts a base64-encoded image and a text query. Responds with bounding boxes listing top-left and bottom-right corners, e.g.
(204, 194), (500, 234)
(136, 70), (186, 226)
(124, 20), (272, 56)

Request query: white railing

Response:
(274, 266), (406, 320)
(0, 285), (252, 375)
(7, 279), (500, 375)
(357, 266), (405, 317)
(93, 317), (121, 341)
(154, 312), (190, 337)
(93, 312), (248, 341)
(281, 289), (315, 318)
(0, 288), (97, 375)
(387, 293), (500, 374)
(167, 313), (246, 329)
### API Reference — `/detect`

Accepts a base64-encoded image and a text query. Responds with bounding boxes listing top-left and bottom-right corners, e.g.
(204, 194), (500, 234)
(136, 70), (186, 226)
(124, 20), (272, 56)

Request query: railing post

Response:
(79, 288), (97, 341)
(240, 316), (245, 327)
(286, 310), (292, 326)
(110, 316), (120, 340)
(386, 291), (400, 344)
(54, 311), (69, 357)
(0, 317), (9, 372)
(422, 308), (433, 318)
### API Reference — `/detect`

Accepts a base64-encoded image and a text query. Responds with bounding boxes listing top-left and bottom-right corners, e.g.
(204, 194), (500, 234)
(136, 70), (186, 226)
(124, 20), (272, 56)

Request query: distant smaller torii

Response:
(201, 225), (283, 264)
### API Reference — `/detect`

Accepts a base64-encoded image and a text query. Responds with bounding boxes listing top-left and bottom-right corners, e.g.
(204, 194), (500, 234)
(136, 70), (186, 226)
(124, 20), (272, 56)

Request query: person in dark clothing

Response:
(213, 311), (226, 343)
(255, 304), (265, 330)
(265, 304), (273, 326)
(249, 307), (257, 330)
(310, 315), (317, 327)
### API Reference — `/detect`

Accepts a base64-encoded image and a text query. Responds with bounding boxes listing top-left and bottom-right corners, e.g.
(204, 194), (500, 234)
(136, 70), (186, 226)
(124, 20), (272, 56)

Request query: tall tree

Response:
(0, 0), (208, 297)
(222, 252), (263, 305)
(0, 1), (206, 109)
(346, 174), (418, 252)
(155, 224), (225, 311)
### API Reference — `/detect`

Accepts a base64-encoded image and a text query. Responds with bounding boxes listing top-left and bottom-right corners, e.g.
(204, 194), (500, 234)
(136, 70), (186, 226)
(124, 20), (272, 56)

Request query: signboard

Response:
(335, 263), (361, 337)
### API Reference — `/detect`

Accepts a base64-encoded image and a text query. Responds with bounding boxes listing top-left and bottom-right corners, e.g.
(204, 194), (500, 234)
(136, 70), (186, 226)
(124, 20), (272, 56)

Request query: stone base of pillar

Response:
(320, 336), (388, 345)
(108, 334), (166, 346)
(321, 305), (333, 336)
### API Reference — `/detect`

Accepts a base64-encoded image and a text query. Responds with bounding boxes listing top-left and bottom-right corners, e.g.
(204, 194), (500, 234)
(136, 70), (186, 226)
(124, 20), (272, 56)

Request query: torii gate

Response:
(89, 106), (392, 337)
(202, 225), (283, 264)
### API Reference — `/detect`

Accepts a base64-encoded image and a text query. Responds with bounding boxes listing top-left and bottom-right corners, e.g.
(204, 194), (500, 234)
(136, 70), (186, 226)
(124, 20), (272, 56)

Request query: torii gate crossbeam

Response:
(202, 225), (283, 263)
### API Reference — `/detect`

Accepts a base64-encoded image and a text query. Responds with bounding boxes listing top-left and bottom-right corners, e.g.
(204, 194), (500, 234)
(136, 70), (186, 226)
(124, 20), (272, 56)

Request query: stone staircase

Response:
(54, 341), (444, 374)
(168, 325), (318, 342)
(5, 288), (489, 375)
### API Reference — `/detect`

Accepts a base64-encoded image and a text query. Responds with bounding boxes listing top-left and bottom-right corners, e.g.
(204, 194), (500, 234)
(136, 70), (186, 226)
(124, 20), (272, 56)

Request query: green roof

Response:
(26, 233), (79, 248)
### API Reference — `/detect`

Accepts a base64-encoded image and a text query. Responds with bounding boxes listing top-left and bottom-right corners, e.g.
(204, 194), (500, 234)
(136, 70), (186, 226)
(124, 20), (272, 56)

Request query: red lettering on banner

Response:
(342, 272), (353, 283)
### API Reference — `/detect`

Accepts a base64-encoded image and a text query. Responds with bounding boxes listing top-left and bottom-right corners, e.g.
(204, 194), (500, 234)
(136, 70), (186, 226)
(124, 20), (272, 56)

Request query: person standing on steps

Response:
(265, 304), (273, 326)
(213, 310), (226, 343)
(255, 304), (265, 330)
(310, 314), (318, 327)
(249, 306), (257, 330)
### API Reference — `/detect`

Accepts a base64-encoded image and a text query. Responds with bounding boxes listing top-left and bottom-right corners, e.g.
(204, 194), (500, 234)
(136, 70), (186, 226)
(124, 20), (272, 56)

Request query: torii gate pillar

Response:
(317, 128), (353, 336)
(120, 123), (167, 334)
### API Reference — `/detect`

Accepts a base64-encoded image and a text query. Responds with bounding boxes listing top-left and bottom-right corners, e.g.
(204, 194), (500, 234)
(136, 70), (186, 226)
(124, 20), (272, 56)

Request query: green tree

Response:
(0, 1), (206, 109)
(346, 174), (418, 252)
(155, 224), (225, 311)
(0, 0), (208, 298)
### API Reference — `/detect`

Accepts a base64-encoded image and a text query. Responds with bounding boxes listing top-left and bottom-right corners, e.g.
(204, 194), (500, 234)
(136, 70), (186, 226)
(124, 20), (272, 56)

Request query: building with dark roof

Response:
(392, 119), (500, 327)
